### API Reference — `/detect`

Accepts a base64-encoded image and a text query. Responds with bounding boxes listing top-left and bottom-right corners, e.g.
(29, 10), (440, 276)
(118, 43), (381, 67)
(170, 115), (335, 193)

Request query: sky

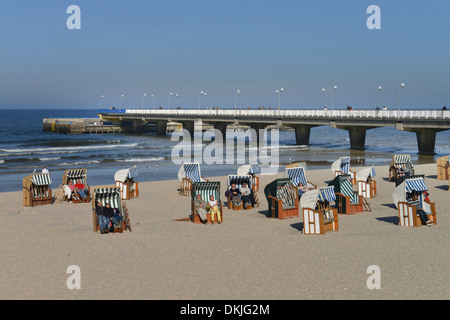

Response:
(0, 0), (449, 109)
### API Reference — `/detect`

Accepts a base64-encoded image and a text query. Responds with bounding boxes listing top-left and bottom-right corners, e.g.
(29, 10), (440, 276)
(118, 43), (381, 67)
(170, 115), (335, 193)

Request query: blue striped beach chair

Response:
(331, 157), (356, 184)
(226, 175), (259, 209)
(22, 173), (53, 207)
(356, 166), (377, 199)
(389, 154), (414, 183)
(264, 178), (299, 219)
(91, 187), (132, 233)
(62, 168), (91, 203)
(328, 174), (365, 214)
(393, 176), (437, 227)
(301, 186), (339, 235)
(285, 166), (317, 198)
(191, 181), (223, 224)
(114, 166), (139, 200)
(178, 162), (208, 196)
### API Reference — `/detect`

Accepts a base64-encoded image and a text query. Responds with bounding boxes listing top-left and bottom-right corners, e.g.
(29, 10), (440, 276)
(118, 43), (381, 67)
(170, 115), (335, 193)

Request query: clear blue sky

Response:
(0, 0), (449, 109)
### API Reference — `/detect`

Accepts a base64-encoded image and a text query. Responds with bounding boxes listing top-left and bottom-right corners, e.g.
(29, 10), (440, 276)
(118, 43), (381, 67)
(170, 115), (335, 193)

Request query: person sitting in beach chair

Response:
(91, 187), (131, 233)
(62, 169), (91, 203)
(95, 201), (110, 234)
(191, 182), (223, 224)
(229, 183), (242, 208)
(393, 176), (437, 227)
(208, 195), (222, 224)
(73, 179), (89, 200)
(389, 154), (414, 183)
(301, 187), (339, 235)
(285, 165), (316, 198)
(239, 182), (252, 209)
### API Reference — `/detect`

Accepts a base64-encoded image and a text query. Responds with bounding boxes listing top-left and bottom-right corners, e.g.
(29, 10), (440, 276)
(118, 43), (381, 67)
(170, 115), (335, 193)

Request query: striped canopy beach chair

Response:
(191, 181), (223, 224)
(91, 187), (132, 233)
(264, 178), (299, 219)
(177, 162), (208, 196)
(331, 157), (356, 184)
(237, 164), (261, 191)
(436, 155), (449, 180)
(389, 154), (414, 183)
(62, 168), (91, 203)
(226, 175), (259, 210)
(301, 186), (339, 235)
(22, 173), (53, 207)
(392, 176), (437, 227)
(114, 166), (139, 200)
(328, 174), (366, 214)
(356, 166), (377, 199)
(285, 165), (317, 197)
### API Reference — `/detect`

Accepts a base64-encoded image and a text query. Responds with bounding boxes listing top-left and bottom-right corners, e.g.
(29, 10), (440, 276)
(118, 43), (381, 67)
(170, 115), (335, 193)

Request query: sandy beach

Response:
(0, 163), (448, 300)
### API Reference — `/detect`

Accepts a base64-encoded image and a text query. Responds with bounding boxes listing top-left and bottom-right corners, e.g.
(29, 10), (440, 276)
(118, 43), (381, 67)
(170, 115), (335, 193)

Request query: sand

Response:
(0, 163), (448, 300)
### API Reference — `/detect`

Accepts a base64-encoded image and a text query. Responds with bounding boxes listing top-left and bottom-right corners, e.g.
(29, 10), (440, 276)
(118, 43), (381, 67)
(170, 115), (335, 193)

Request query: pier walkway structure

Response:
(97, 108), (450, 155)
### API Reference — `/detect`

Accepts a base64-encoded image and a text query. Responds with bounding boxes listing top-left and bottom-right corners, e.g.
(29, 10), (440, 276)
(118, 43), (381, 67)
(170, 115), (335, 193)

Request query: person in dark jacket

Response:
(95, 201), (109, 234)
(104, 203), (121, 228)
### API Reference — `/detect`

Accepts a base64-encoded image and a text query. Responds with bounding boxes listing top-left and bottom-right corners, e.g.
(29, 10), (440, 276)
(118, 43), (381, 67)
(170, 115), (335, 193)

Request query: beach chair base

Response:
(23, 188), (52, 207)
(336, 193), (364, 214)
(191, 211), (223, 224)
(357, 180), (377, 199)
(267, 196), (299, 219)
(302, 208), (339, 235)
(398, 202), (437, 227)
(116, 181), (139, 200)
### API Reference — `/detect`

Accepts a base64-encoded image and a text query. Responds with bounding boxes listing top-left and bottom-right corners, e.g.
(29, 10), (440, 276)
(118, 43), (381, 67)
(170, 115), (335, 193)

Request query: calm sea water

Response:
(1, 108), (449, 193)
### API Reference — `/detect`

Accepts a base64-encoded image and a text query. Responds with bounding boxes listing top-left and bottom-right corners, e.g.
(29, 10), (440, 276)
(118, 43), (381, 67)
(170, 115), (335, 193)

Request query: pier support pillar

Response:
(337, 126), (374, 150)
(293, 125), (314, 145)
(250, 124), (267, 146)
(132, 120), (145, 134)
(181, 121), (195, 138)
(213, 122), (228, 141)
(156, 120), (168, 135)
(407, 128), (439, 155)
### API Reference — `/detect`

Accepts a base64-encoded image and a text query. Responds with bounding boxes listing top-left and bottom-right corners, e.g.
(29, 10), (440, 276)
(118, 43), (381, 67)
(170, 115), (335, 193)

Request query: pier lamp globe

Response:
(398, 83), (405, 115)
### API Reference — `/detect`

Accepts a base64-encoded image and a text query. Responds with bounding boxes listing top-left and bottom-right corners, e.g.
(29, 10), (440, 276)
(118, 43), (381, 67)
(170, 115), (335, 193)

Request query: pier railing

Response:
(99, 108), (450, 120)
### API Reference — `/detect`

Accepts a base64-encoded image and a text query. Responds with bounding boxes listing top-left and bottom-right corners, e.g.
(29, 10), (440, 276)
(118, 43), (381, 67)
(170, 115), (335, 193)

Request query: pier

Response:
(45, 108), (450, 155)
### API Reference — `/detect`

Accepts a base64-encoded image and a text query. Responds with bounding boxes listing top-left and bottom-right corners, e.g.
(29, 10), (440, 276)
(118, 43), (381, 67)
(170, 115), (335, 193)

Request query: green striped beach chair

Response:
(300, 187), (339, 235)
(392, 176), (437, 227)
(62, 168), (91, 203)
(226, 175), (259, 210)
(91, 187), (132, 233)
(191, 181), (223, 224)
(389, 154), (414, 183)
(177, 162), (208, 196)
(22, 173), (53, 207)
(264, 178), (299, 219)
(328, 174), (365, 214)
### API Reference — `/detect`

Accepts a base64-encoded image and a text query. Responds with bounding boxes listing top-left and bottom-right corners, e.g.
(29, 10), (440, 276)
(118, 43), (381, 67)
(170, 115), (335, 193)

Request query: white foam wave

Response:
(39, 157), (61, 161)
(0, 143), (138, 154)
(57, 160), (102, 166)
(118, 157), (165, 163)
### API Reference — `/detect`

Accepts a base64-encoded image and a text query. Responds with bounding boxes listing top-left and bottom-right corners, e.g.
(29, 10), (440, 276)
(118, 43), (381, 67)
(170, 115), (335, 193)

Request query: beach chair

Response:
(331, 157), (356, 184)
(191, 181), (223, 224)
(264, 178), (299, 219)
(392, 176), (437, 227)
(22, 173), (53, 207)
(237, 164), (261, 192)
(62, 168), (91, 203)
(226, 175), (259, 210)
(436, 155), (449, 180)
(177, 162), (208, 196)
(285, 165), (317, 198)
(389, 154), (414, 183)
(114, 166), (139, 200)
(301, 186), (339, 235)
(328, 174), (365, 214)
(91, 187), (132, 233)
(356, 166), (377, 199)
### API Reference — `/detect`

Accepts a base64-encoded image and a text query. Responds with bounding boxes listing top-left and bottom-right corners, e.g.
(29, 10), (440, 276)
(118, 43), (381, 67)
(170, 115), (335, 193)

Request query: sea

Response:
(1, 108), (449, 193)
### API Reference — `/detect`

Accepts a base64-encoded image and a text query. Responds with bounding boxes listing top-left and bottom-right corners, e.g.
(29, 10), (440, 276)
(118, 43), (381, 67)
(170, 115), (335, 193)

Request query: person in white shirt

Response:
(208, 195), (222, 224)
(42, 166), (49, 174)
(239, 182), (252, 208)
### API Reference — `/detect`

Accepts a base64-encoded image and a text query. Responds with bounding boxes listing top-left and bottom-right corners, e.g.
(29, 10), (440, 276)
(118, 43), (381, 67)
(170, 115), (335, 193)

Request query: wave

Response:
(56, 160), (102, 166)
(117, 157), (166, 163)
(0, 143), (139, 154)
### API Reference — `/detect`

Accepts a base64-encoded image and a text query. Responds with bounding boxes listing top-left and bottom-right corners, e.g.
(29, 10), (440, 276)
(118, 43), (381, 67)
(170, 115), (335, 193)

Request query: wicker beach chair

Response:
(285, 165), (317, 198)
(226, 175), (259, 210)
(301, 186), (339, 235)
(22, 173), (52, 207)
(237, 164), (261, 192)
(392, 176), (437, 227)
(91, 187), (132, 233)
(389, 154), (414, 183)
(62, 168), (91, 203)
(331, 157), (356, 184)
(177, 162), (208, 196)
(114, 166), (139, 200)
(328, 174), (366, 214)
(436, 155), (449, 180)
(356, 166), (377, 199)
(264, 178), (299, 219)
(191, 181), (223, 224)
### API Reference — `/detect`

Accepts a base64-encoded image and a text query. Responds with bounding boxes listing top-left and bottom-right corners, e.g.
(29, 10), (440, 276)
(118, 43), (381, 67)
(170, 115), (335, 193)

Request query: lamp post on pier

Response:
(142, 93), (147, 108)
(100, 95), (104, 108)
(378, 86), (384, 108)
(331, 85), (337, 110)
(276, 87), (284, 111)
(322, 88), (327, 108)
(151, 94), (155, 109)
(168, 92), (173, 108)
(120, 94), (124, 108)
(398, 82), (405, 117)
(235, 89), (240, 109)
